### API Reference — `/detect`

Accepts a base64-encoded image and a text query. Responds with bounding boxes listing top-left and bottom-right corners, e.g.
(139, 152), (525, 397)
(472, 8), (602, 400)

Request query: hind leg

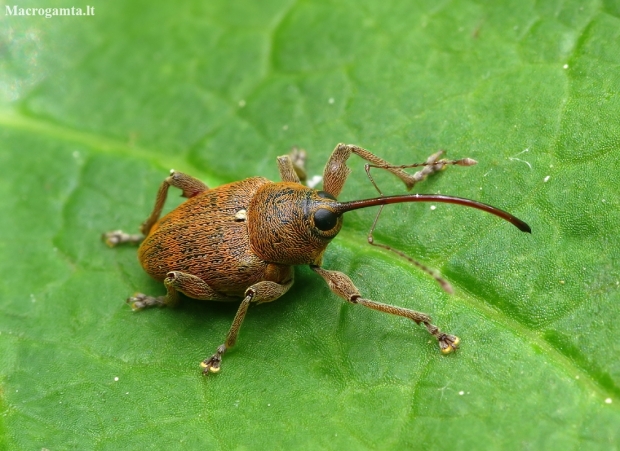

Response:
(128, 271), (235, 310)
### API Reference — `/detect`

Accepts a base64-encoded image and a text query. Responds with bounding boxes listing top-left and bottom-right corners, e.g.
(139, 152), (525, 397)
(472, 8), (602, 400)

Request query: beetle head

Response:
(248, 183), (343, 266)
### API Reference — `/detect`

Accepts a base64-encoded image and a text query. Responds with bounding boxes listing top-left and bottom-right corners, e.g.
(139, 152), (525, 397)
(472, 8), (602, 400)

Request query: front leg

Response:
(310, 265), (459, 354)
(321, 143), (476, 198)
(201, 278), (294, 374)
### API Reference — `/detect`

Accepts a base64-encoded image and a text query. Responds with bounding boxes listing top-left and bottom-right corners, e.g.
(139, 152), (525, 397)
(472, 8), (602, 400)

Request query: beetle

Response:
(104, 144), (530, 375)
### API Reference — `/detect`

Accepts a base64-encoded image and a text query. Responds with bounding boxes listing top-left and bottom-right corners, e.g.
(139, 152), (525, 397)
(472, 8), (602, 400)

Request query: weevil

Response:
(103, 144), (531, 375)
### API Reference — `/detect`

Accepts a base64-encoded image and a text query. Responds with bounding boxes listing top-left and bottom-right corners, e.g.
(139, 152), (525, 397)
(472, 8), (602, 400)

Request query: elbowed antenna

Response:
(334, 194), (531, 233)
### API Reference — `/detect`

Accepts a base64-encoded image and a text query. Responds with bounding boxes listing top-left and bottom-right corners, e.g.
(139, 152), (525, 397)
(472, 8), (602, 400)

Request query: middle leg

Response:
(201, 278), (294, 374)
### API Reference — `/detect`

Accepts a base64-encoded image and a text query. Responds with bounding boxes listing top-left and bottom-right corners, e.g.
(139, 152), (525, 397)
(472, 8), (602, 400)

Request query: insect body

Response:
(104, 144), (530, 375)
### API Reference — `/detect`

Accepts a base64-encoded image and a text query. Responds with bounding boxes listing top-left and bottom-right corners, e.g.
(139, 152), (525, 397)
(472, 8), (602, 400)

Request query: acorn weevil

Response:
(103, 144), (530, 375)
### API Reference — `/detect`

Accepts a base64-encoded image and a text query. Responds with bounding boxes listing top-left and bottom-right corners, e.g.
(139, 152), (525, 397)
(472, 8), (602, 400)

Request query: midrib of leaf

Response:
(0, 109), (191, 176)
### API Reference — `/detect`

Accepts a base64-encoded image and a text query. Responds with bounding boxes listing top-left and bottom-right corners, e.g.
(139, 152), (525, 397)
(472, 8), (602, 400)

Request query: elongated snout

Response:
(334, 194), (531, 233)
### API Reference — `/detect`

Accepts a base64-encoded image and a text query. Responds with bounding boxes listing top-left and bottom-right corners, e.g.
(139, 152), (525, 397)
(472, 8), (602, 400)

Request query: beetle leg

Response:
(289, 147), (307, 182)
(128, 271), (234, 310)
(277, 147), (307, 184)
(310, 265), (459, 354)
(321, 143), (413, 197)
(277, 155), (301, 184)
(201, 278), (294, 374)
(102, 171), (209, 246)
(363, 150), (476, 195)
(140, 171), (209, 236)
(321, 143), (476, 198)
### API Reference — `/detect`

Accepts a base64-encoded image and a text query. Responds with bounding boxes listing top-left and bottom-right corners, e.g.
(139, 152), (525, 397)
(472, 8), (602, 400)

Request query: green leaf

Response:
(1, 0), (619, 449)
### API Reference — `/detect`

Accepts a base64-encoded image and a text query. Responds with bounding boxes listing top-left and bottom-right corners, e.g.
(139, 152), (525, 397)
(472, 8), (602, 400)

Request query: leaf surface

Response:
(1, 0), (619, 449)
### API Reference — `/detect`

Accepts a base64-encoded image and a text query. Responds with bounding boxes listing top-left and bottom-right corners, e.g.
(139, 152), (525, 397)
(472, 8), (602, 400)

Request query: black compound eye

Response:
(313, 208), (339, 231)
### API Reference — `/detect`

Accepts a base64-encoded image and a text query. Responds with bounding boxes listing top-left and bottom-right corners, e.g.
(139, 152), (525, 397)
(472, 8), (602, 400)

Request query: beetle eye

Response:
(313, 208), (339, 231)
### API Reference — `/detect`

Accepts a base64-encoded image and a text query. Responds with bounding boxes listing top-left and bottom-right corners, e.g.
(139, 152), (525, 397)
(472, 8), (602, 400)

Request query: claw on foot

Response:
(126, 293), (166, 310)
(438, 334), (460, 354)
(200, 356), (222, 374)
(200, 344), (227, 375)
(127, 293), (148, 310)
(102, 230), (142, 247)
